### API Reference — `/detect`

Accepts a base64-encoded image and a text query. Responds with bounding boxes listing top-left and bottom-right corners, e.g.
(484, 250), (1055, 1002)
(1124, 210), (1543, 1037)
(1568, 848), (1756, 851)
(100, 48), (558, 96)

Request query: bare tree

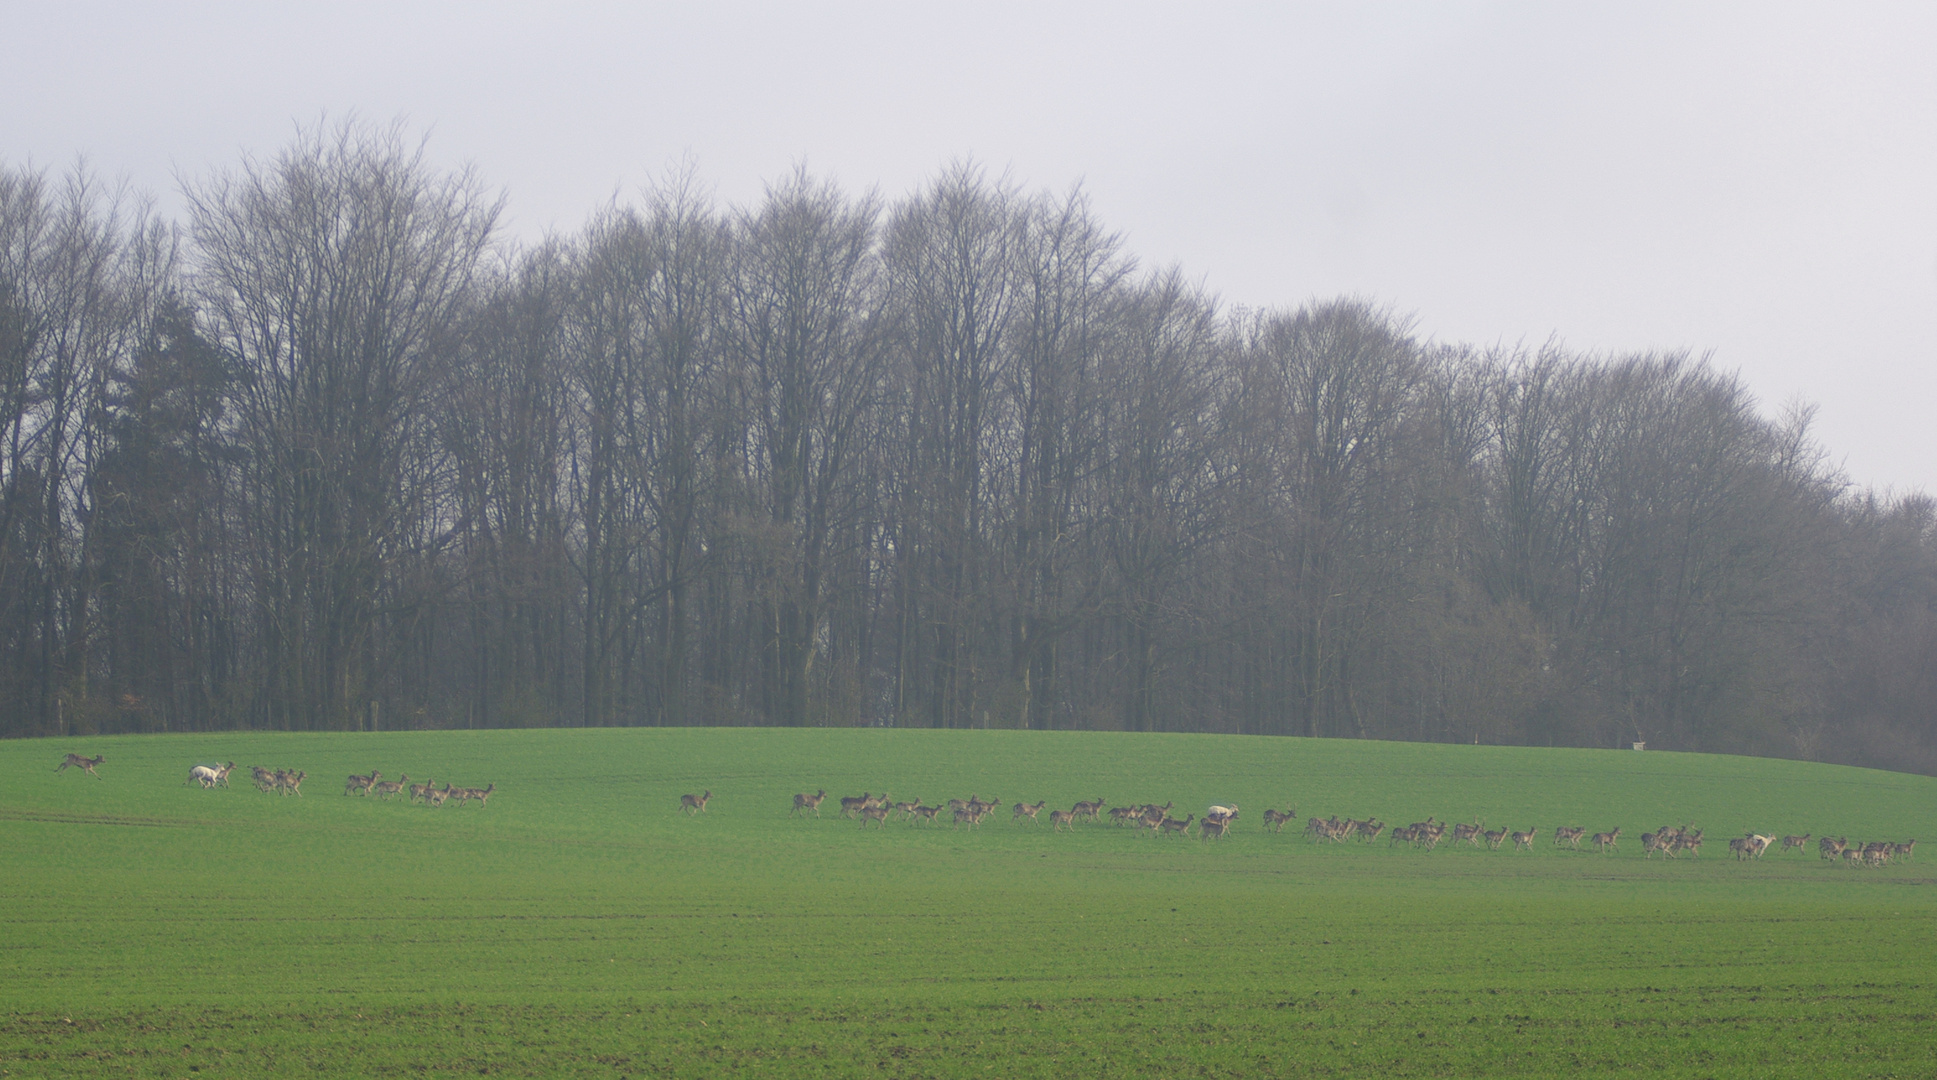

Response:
(716, 170), (887, 726)
(883, 164), (1024, 728)
(0, 161), (171, 734)
(186, 119), (499, 730)
(1228, 300), (1426, 738)
(566, 174), (724, 725)
(994, 188), (1129, 729)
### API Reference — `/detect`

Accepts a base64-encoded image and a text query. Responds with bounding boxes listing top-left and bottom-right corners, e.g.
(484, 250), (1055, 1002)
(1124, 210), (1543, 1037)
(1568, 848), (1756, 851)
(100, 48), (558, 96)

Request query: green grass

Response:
(2, 728), (1933, 1078)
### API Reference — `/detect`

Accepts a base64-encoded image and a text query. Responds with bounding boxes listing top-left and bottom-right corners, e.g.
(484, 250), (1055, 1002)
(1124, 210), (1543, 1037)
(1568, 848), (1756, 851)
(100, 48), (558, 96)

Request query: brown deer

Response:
(840, 793), (873, 818)
(279, 770), (306, 797)
(345, 770), (380, 796)
(1012, 800), (1046, 824)
(1048, 809), (1076, 832)
(792, 790), (827, 816)
(911, 804), (942, 825)
(1780, 834), (1811, 855)
(1482, 826), (1509, 851)
(1592, 828), (1622, 853)
(1452, 820), (1484, 847)
(1892, 840), (1916, 861)
(1553, 826), (1585, 850)
(1160, 813), (1195, 836)
(57, 753), (106, 777)
(409, 778), (436, 803)
(1071, 798), (1105, 823)
(1818, 836), (1848, 861)
(1511, 828), (1539, 852)
(860, 804), (891, 827)
(371, 774), (408, 800)
(680, 790), (712, 815)
(1199, 816), (1229, 840)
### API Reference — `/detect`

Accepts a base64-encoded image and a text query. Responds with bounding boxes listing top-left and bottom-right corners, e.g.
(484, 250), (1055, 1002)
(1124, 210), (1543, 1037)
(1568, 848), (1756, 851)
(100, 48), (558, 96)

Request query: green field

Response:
(2, 728), (1933, 1078)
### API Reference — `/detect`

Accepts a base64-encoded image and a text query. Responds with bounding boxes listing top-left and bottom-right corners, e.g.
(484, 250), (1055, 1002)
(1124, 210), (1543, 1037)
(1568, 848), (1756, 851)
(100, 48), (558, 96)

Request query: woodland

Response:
(2, 121), (1932, 772)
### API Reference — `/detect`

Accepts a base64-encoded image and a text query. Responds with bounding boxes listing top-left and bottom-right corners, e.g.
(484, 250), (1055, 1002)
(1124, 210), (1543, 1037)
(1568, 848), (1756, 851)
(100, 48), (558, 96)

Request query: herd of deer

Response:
(245, 766), (307, 795)
(343, 769), (497, 807)
(1813, 835), (1915, 867)
(1292, 813), (1552, 851)
(775, 789), (1919, 867)
(58, 753), (496, 806)
(784, 790), (1244, 837)
(52, 753), (1923, 867)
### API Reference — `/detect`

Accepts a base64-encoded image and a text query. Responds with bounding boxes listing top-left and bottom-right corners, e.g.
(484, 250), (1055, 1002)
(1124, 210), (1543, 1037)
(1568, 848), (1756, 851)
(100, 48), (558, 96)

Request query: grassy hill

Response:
(3, 728), (1933, 1078)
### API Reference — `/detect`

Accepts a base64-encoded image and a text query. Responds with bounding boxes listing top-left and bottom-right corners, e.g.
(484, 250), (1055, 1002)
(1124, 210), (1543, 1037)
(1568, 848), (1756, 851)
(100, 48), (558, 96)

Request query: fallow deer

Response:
(1780, 834), (1811, 855)
(792, 790), (827, 816)
(1012, 800), (1046, 824)
(680, 790), (712, 815)
(371, 774), (408, 800)
(1048, 809), (1076, 832)
(1553, 826), (1585, 850)
(188, 762), (235, 789)
(1511, 827), (1539, 852)
(1482, 826), (1509, 851)
(1592, 827), (1621, 853)
(57, 753), (105, 777)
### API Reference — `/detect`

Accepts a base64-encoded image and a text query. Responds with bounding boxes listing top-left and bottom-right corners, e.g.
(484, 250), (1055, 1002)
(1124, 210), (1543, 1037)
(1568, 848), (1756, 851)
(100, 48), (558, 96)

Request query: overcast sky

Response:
(6, 2), (1933, 494)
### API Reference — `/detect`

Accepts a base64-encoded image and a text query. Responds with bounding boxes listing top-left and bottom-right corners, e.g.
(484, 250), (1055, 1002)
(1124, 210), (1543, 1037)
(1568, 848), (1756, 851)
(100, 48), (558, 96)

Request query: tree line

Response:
(4, 122), (1932, 772)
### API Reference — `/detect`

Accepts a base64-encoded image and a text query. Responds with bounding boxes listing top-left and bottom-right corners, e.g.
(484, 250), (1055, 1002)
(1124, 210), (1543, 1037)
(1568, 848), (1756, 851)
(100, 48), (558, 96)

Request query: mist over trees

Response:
(4, 122), (1933, 773)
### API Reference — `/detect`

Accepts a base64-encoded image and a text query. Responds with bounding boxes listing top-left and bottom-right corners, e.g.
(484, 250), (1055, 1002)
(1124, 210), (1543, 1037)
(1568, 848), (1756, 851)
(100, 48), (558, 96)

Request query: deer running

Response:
(57, 754), (105, 778)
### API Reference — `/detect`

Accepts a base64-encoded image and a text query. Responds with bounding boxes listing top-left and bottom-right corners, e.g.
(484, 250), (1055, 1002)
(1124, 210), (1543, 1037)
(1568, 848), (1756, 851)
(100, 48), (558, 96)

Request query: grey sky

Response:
(7, 2), (1933, 493)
